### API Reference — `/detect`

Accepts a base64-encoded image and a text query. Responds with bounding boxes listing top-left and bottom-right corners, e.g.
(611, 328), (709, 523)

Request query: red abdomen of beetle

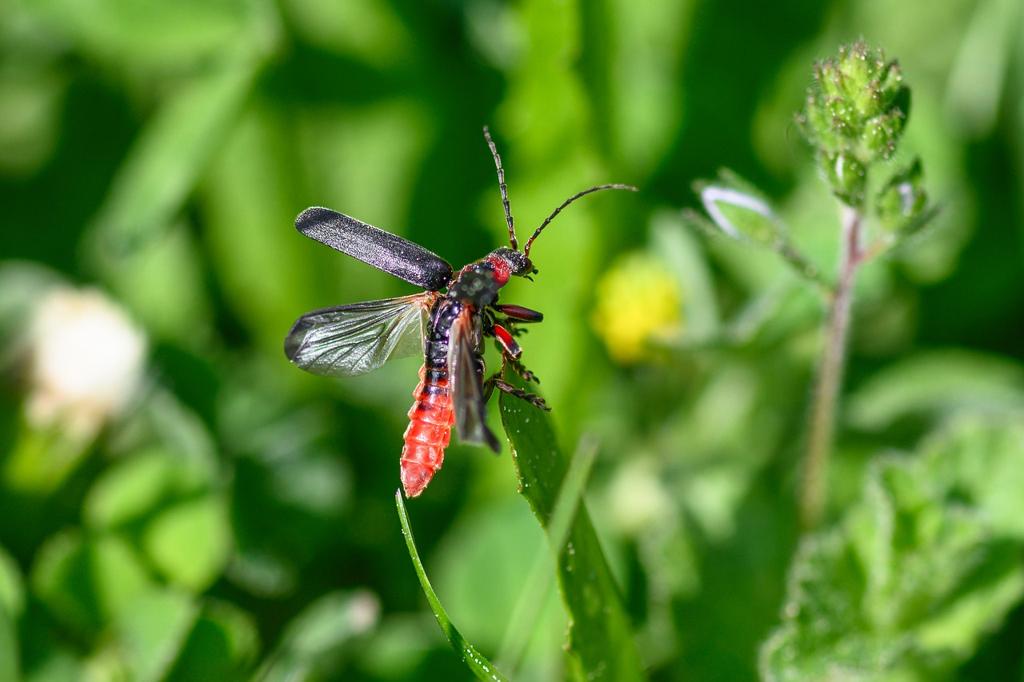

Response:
(400, 365), (455, 497)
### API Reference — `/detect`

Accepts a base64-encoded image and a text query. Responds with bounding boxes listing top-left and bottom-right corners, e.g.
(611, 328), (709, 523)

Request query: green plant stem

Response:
(800, 205), (863, 530)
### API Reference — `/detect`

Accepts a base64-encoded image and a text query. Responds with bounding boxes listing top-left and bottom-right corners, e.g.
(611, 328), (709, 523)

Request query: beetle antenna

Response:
(523, 184), (637, 257)
(483, 126), (518, 250)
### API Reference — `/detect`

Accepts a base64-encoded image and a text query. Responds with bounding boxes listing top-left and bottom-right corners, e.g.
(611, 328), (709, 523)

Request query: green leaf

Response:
(82, 448), (229, 591)
(599, 0), (691, 174)
(696, 179), (783, 246)
(917, 416), (1024, 541)
(354, 615), (435, 680)
(846, 350), (1024, 431)
(0, 608), (17, 682)
(284, 0), (411, 67)
(27, 0), (262, 70)
(256, 589), (380, 681)
(143, 496), (232, 591)
(86, 54), (260, 280)
(433, 499), (561, 659)
(0, 544), (25, 619)
(102, 222), (213, 343)
(84, 448), (209, 529)
(687, 170), (829, 291)
(165, 600), (259, 682)
(0, 58), (64, 175)
(32, 531), (153, 634)
(650, 210), (721, 342)
(944, 0), (1019, 136)
(201, 102), (321, 351)
(113, 589), (199, 682)
(499, 387), (646, 682)
(23, 649), (83, 682)
(875, 158), (928, 234)
(761, 417), (1024, 681)
(0, 262), (62, 358)
(395, 491), (509, 682)
(495, 439), (598, 674)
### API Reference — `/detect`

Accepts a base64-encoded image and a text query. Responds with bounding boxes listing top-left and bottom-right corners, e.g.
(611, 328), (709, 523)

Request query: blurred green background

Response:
(0, 0), (1022, 680)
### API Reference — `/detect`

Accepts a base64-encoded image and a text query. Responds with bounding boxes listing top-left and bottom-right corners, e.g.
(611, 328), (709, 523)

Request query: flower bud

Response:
(820, 151), (867, 207)
(875, 158), (928, 233)
(800, 41), (910, 206)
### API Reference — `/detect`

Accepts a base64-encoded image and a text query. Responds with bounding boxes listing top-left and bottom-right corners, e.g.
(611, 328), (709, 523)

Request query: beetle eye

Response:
(510, 255), (534, 277)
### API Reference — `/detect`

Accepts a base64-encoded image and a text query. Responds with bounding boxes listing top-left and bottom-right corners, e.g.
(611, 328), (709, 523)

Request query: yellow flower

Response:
(591, 252), (682, 364)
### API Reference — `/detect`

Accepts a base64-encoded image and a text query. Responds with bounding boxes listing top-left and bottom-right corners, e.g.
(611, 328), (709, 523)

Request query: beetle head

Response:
(491, 247), (535, 278)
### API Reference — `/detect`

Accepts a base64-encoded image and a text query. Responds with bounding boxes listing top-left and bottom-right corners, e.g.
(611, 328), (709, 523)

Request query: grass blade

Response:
(395, 490), (508, 682)
(85, 50), (262, 273)
(500, 389), (647, 681)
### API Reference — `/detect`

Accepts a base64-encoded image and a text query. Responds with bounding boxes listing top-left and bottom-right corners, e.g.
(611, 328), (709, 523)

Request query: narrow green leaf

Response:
(500, 388), (646, 682)
(256, 589), (380, 682)
(684, 171), (830, 293)
(0, 545), (25, 619)
(496, 438), (598, 673)
(86, 53), (261, 276)
(697, 180), (782, 245)
(0, 58), (64, 175)
(0, 607), (17, 682)
(846, 350), (1024, 431)
(432, 499), (561, 662)
(944, 0), (1018, 135)
(27, 0), (260, 69)
(651, 210), (721, 342)
(395, 491), (508, 682)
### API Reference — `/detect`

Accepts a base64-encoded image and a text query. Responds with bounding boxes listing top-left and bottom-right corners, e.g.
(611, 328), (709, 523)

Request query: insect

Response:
(285, 127), (636, 497)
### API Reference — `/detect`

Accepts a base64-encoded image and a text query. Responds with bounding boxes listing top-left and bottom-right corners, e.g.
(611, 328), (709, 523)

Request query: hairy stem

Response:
(800, 205), (863, 530)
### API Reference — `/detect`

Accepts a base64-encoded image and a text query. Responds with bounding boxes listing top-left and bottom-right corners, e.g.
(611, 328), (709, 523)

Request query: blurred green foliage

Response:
(0, 0), (1022, 680)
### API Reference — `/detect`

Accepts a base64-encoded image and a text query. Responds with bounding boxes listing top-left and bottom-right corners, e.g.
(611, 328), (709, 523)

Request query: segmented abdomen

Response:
(400, 365), (454, 497)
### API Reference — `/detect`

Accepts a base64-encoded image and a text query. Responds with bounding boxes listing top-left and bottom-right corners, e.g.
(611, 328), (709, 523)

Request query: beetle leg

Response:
(489, 378), (550, 411)
(484, 353), (546, 409)
(482, 307), (497, 329)
(493, 304), (543, 323)
(491, 323), (522, 359)
(507, 357), (539, 384)
(502, 322), (529, 337)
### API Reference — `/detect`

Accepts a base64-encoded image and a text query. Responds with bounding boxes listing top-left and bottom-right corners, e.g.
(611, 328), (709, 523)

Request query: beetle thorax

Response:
(448, 263), (502, 308)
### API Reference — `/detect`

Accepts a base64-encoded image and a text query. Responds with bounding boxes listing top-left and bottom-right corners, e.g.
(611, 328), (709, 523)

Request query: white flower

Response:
(26, 288), (147, 438)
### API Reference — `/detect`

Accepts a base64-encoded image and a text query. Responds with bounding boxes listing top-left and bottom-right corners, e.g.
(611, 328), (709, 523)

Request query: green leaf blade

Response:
(500, 390), (646, 682)
(395, 491), (509, 682)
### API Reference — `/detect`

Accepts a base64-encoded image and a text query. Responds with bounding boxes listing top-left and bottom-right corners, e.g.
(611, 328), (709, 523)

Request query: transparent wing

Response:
(449, 308), (500, 452)
(285, 293), (434, 377)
